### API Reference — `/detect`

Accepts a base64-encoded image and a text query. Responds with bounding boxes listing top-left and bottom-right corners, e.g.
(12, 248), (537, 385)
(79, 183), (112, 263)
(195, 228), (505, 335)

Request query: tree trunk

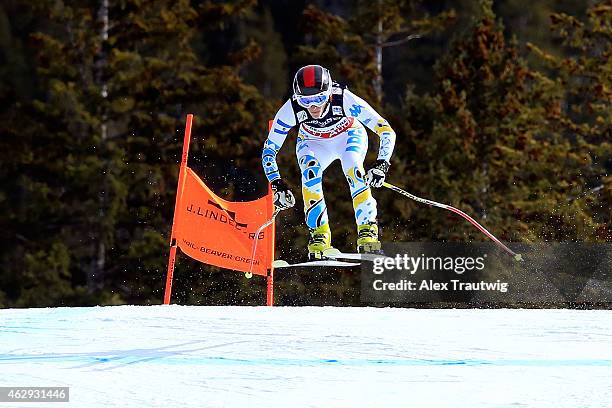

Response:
(89, 0), (109, 293)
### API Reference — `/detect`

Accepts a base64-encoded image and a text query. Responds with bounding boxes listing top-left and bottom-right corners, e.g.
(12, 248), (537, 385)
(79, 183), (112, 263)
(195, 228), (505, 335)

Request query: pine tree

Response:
(527, 0), (611, 240)
(0, 0), (274, 306)
(399, 0), (606, 245)
(1, 0), (115, 306)
(237, 4), (289, 100)
(296, 1), (455, 103)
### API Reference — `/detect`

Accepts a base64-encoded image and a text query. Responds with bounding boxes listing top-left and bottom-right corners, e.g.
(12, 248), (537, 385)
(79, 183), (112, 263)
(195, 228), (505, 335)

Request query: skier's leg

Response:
(339, 124), (382, 253)
(340, 124), (377, 224)
(296, 135), (336, 258)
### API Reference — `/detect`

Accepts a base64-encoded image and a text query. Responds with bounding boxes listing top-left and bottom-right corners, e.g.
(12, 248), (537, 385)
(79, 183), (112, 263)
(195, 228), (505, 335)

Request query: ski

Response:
(273, 259), (360, 268)
(321, 248), (389, 262)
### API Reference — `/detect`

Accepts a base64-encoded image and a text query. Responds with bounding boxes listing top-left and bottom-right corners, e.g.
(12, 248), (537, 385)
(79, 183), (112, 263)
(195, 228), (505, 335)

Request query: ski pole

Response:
(382, 182), (522, 261)
(245, 208), (280, 278)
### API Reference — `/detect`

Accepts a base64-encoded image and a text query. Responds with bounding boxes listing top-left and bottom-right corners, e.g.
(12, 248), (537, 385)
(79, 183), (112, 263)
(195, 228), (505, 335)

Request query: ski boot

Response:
(308, 224), (335, 260)
(357, 222), (383, 254)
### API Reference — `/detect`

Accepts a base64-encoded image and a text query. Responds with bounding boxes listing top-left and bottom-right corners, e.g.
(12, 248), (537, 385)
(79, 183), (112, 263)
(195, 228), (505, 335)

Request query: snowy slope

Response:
(1, 306), (611, 407)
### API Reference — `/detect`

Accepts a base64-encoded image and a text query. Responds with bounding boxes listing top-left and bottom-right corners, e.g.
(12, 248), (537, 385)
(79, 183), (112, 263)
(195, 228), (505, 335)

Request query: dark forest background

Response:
(0, 0), (610, 307)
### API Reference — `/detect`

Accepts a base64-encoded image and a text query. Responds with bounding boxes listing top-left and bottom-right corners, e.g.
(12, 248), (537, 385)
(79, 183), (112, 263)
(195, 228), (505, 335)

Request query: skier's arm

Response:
(261, 99), (296, 182)
(343, 89), (396, 163)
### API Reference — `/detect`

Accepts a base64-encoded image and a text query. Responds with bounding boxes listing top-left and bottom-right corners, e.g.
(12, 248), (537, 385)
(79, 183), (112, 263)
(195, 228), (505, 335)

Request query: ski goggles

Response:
(295, 92), (330, 108)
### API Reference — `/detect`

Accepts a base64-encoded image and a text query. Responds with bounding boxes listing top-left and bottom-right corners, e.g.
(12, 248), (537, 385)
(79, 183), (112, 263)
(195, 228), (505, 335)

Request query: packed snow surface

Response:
(1, 306), (611, 407)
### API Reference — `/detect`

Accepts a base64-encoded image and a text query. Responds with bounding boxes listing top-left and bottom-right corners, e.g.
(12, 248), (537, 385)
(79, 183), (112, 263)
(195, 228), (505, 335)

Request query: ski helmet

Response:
(293, 65), (332, 108)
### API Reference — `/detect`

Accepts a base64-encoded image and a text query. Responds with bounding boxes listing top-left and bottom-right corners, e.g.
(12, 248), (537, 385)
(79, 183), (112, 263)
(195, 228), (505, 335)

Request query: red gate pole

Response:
(266, 119), (275, 306)
(164, 114), (194, 305)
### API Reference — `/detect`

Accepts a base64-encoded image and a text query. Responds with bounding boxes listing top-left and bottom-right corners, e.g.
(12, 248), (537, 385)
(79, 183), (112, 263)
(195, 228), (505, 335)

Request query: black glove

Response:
(365, 160), (390, 188)
(271, 178), (296, 211)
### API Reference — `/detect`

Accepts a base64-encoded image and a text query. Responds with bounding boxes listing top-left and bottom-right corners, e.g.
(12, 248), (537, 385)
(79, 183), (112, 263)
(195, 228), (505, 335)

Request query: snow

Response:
(1, 306), (611, 407)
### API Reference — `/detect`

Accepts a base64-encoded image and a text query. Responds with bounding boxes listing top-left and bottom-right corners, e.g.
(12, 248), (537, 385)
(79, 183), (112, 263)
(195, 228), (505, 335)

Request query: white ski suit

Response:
(261, 83), (396, 229)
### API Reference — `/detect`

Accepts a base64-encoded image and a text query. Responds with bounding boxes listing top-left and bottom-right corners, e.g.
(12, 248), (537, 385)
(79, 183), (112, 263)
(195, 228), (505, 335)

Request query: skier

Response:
(261, 65), (396, 258)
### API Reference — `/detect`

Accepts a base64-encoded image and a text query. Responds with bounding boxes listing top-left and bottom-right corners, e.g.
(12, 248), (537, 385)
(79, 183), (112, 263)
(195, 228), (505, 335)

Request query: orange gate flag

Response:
(174, 168), (275, 277)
